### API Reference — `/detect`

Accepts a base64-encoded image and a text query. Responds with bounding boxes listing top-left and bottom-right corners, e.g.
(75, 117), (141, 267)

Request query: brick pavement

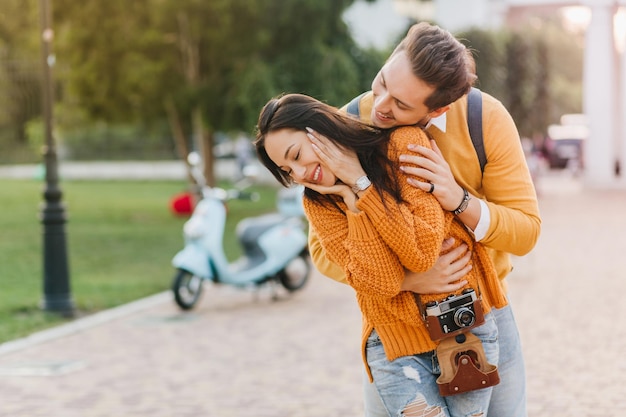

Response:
(0, 171), (625, 416)
(0, 277), (364, 417)
(507, 172), (626, 417)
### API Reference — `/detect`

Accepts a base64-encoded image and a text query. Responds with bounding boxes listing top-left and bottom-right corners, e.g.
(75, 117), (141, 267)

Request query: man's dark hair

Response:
(391, 22), (477, 110)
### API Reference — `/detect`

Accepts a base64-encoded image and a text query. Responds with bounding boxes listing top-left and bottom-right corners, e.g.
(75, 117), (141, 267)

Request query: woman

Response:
(255, 93), (507, 417)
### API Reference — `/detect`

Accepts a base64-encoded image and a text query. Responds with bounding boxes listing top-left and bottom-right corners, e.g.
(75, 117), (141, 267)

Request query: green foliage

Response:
(0, 0), (40, 52)
(54, 0), (167, 122)
(59, 121), (175, 160)
(460, 20), (584, 138)
(51, 0), (372, 133)
(0, 0), (41, 151)
(0, 178), (281, 342)
(25, 117), (44, 155)
(460, 28), (508, 100)
(27, 0), (382, 173)
(0, 1), (585, 162)
(505, 32), (534, 136)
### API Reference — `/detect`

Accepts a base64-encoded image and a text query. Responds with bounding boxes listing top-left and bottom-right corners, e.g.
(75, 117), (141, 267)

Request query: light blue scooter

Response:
(171, 153), (310, 310)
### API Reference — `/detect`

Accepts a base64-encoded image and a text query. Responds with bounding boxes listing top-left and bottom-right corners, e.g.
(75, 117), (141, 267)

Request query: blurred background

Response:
(3, 0), (624, 185)
(1, 4), (625, 415)
(1, 0), (625, 339)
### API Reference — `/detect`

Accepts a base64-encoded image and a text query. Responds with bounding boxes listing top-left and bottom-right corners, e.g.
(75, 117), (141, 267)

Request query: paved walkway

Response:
(0, 170), (625, 416)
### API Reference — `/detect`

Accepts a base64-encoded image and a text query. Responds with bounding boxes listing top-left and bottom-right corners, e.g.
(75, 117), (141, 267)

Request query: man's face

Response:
(370, 51), (437, 128)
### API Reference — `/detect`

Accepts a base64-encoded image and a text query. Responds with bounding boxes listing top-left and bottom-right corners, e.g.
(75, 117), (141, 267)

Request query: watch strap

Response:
(453, 188), (470, 215)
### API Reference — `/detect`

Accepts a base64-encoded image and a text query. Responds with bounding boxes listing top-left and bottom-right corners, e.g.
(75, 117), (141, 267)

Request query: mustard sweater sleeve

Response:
(480, 97), (541, 256)
(305, 197), (409, 298)
(355, 127), (448, 271)
(308, 225), (347, 283)
(304, 127), (448, 298)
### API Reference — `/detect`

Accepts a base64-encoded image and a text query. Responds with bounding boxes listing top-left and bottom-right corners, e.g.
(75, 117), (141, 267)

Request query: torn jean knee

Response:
(365, 313), (499, 417)
(366, 329), (448, 416)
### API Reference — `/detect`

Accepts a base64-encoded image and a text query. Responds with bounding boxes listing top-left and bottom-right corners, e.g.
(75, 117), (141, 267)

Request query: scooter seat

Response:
(237, 213), (285, 240)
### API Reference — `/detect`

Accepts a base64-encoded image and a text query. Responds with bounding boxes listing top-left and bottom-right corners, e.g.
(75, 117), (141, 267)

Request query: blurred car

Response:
(213, 132), (254, 160)
(543, 120), (588, 169)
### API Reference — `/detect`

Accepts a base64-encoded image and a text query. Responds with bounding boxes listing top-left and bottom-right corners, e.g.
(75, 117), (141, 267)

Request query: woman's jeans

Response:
(363, 305), (526, 417)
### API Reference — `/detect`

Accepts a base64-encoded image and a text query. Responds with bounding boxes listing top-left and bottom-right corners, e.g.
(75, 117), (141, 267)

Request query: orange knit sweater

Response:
(311, 91), (541, 288)
(303, 126), (508, 377)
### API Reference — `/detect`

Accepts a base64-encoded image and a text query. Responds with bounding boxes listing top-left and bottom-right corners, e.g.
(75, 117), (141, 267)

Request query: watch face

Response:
(353, 176), (371, 192)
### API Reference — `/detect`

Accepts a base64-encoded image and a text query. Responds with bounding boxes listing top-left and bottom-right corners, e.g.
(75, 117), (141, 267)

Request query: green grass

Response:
(0, 178), (280, 343)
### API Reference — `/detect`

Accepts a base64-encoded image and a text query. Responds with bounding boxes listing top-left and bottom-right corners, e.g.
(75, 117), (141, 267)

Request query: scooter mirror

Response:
(187, 151), (201, 166)
(242, 164), (259, 180)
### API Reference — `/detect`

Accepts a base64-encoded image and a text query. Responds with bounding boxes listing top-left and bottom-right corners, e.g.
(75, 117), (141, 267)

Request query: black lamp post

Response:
(39, 0), (74, 316)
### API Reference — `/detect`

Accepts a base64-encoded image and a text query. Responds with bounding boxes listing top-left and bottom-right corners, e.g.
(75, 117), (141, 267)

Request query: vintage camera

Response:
(425, 288), (485, 341)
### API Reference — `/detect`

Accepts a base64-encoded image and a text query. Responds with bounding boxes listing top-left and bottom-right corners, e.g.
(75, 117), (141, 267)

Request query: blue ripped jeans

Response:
(365, 313), (499, 417)
(364, 305), (526, 417)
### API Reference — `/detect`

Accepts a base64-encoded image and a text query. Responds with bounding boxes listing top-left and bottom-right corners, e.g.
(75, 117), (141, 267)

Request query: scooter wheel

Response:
(278, 250), (310, 292)
(172, 269), (204, 310)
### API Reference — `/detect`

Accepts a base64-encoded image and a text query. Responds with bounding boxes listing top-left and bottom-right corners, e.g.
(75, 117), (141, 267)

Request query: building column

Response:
(582, 1), (618, 187)
(619, 2), (626, 183)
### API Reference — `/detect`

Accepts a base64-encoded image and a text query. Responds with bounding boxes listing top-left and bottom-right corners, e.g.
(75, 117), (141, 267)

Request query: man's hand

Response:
(399, 139), (465, 212)
(401, 238), (471, 294)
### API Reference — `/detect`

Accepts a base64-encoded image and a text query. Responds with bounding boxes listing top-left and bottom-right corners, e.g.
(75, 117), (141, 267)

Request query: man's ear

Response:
(428, 105), (451, 119)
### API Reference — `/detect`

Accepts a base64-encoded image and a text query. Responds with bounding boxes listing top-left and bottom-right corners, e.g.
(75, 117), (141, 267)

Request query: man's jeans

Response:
(363, 304), (527, 417)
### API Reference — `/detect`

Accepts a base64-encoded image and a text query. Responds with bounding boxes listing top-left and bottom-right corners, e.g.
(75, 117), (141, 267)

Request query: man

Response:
(309, 22), (541, 416)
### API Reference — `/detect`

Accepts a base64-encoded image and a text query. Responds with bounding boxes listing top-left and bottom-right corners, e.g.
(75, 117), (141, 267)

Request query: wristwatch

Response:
(351, 175), (372, 194)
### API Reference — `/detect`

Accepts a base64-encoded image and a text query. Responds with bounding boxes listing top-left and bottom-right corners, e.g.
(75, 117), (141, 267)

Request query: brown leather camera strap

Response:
(436, 332), (500, 396)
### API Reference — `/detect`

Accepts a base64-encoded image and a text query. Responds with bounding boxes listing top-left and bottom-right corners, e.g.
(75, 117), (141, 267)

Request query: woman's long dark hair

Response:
(254, 93), (403, 210)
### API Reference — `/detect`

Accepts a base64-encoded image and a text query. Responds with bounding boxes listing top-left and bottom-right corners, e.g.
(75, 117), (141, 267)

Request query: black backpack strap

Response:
(346, 92), (367, 118)
(467, 87), (486, 173)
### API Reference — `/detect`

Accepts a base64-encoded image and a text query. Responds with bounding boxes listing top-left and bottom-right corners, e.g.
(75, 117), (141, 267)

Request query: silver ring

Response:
(427, 183), (435, 193)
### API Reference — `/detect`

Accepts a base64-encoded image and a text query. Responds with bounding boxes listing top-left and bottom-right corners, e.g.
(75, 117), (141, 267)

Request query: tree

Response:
(505, 32), (533, 137)
(0, 0), (41, 159)
(460, 22), (582, 140)
(459, 28), (507, 100)
(52, 0), (378, 184)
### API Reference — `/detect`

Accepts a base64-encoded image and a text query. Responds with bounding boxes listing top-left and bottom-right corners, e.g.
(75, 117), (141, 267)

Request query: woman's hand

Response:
(306, 128), (367, 188)
(303, 182), (359, 213)
(399, 139), (465, 212)
(401, 238), (471, 294)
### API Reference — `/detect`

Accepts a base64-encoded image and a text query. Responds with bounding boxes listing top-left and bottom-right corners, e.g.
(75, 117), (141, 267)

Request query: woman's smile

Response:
(309, 165), (322, 183)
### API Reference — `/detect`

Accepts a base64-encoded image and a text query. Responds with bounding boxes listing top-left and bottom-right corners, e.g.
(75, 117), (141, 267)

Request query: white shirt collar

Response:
(424, 113), (447, 133)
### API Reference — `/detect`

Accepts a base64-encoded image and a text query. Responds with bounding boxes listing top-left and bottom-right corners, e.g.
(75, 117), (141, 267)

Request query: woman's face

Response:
(265, 128), (337, 187)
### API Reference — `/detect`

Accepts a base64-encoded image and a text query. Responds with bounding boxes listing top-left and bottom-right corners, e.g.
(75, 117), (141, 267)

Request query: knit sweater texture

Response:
(303, 126), (508, 377)
(310, 90), (541, 287)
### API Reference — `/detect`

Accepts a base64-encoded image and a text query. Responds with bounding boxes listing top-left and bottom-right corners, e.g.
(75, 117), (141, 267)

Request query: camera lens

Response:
(454, 307), (475, 327)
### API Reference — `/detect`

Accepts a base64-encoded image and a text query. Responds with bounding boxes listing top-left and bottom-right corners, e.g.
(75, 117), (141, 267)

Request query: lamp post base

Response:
(41, 294), (75, 317)
(40, 185), (75, 317)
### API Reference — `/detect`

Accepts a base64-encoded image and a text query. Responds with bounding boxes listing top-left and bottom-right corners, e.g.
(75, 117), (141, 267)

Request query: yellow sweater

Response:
(310, 91), (541, 286)
(304, 126), (508, 376)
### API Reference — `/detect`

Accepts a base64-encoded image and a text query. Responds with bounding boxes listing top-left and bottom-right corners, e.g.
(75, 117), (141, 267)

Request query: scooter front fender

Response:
(172, 244), (212, 279)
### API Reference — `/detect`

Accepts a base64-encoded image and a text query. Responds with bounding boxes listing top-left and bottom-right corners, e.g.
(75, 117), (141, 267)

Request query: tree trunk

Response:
(191, 106), (215, 187)
(164, 98), (195, 186)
